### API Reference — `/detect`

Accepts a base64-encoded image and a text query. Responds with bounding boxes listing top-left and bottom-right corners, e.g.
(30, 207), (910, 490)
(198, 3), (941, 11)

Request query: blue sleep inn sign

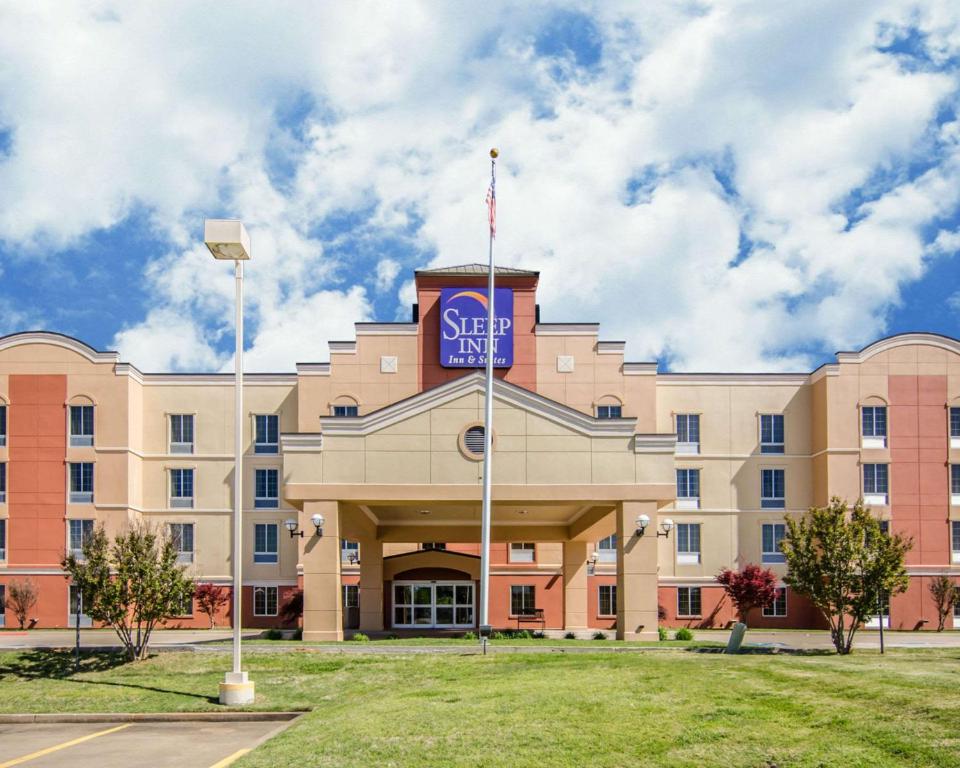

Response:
(439, 287), (514, 368)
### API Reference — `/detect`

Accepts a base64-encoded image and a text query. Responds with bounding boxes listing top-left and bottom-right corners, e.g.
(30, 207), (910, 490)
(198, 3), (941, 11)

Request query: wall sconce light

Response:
(284, 514), (325, 538)
(587, 551), (598, 575)
(635, 515), (674, 538)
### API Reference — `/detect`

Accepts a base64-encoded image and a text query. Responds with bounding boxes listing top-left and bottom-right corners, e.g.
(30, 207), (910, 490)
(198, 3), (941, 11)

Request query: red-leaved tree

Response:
(716, 564), (778, 626)
(195, 583), (230, 629)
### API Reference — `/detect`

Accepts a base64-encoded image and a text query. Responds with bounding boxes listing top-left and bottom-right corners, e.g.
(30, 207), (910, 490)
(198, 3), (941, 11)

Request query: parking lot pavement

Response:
(0, 720), (286, 768)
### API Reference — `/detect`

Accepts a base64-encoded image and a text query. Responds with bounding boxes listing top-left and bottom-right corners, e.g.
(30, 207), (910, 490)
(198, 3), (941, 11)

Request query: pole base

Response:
(219, 671), (255, 706)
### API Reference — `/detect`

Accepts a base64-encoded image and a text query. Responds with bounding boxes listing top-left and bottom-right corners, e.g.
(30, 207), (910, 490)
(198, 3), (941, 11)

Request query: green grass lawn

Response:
(0, 648), (957, 767)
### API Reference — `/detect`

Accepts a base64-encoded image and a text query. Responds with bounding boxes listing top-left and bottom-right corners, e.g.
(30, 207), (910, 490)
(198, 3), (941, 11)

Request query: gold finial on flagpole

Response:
(490, 148), (499, 159)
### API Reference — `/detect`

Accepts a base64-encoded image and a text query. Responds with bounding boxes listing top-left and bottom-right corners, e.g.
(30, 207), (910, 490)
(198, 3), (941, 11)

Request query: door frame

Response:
(391, 580), (475, 629)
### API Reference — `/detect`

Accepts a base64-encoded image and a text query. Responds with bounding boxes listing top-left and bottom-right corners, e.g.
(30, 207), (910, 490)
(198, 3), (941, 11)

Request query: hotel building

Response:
(0, 264), (958, 639)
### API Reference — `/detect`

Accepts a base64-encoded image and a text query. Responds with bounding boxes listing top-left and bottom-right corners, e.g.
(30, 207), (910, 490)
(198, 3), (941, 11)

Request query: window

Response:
(596, 534), (617, 563)
(255, 468), (279, 509)
(342, 584), (359, 609)
(598, 584), (617, 616)
(69, 405), (94, 447)
(675, 414), (700, 454)
(862, 405), (887, 447)
(170, 468), (194, 508)
(951, 407), (960, 447)
(0, 518), (5, 560)
(879, 520), (890, 536)
(174, 591), (194, 616)
(951, 465), (960, 504)
(952, 521), (960, 564)
(169, 523), (194, 564)
(0, 404), (6, 446)
(762, 523), (786, 564)
(254, 414), (279, 454)
(759, 414), (784, 454)
(677, 586), (701, 617)
(69, 519), (94, 558)
(761, 469), (785, 509)
(69, 463), (94, 503)
(253, 586), (278, 616)
(254, 523), (278, 564)
(863, 463), (889, 503)
(597, 404), (622, 419)
(341, 539), (360, 564)
(509, 542), (535, 563)
(332, 405), (359, 417)
(170, 414), (194, 454)
(676, 469), (700, 509)
(422, 542), (447, 550)
(0, 462), (5, 504)
(0, 585), (3, 626)
(763, 587), (788, 617)
(676, 523), (701, 565)
(510, 585), (536, 616)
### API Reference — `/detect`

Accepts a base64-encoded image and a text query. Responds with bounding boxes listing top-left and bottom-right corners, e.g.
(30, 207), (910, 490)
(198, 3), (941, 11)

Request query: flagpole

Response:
(479, 148), (498, 639)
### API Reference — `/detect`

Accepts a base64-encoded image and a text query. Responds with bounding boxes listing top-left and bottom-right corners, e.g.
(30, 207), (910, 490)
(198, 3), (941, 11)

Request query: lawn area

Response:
(0, 648), (957, 767)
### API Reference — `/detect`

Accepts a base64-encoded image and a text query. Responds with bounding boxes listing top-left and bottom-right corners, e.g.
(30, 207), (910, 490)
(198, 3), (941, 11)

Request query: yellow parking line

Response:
(208, 748), (251, 768)
(0, 723), (132, 767)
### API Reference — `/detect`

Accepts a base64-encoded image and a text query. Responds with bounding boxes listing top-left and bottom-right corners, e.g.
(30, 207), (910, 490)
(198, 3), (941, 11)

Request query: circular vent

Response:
(463, 425), (485, 455)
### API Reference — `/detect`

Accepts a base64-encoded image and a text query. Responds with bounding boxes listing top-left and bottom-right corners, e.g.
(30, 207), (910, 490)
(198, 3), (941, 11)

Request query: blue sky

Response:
(0, 1), (958, 372)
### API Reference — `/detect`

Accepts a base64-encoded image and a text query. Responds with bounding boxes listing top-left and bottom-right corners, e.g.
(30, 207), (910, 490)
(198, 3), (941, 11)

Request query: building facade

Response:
(0, 264), (958, 638)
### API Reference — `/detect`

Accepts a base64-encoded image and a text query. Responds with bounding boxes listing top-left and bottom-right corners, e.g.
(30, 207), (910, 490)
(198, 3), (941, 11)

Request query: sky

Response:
(0, 0), (958, 373)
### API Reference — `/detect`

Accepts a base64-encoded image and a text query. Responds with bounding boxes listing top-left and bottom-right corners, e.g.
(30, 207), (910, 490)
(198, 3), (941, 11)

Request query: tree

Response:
(195, 583), (230, 629)
(929, 575), (957, 632)
(280, 588), (303, 626)
(781, 497), (911, 655)
(62, 523), (194, 661)
(5, 579), (39, 629)
(716, 564), (778, 625)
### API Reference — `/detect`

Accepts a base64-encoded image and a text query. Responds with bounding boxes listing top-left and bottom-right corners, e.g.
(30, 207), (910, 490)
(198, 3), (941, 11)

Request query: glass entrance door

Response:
(393, 581), (474, 629)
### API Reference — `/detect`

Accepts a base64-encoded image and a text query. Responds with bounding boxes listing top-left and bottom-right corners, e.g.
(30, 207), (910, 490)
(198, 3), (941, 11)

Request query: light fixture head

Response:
(311, 513), (324, 528)
(204, 219), (251, 261)
(636, 514), (650, 530)
(589, 552), (598, 564)
(662, 518), (675, 533)
(283, 518), (298, 532)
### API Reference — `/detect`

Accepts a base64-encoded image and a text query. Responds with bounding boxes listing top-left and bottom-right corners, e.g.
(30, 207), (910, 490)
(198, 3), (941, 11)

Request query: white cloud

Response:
(0, 1), (958, 371)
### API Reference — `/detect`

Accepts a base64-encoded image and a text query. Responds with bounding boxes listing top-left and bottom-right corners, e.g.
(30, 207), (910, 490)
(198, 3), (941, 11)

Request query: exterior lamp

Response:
(283, 514), (325, 538)
(588, 550), (598, 575)
(284, 519), (302, 538)
(659, 519), (675, 538)
(204, 218), (254, 707)
(311, 513), (325, 537)
(635, 514), (650, 537)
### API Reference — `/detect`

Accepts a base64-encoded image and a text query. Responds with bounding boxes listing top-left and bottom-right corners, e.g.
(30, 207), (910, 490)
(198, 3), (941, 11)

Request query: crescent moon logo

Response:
(448, 290), (488, 309)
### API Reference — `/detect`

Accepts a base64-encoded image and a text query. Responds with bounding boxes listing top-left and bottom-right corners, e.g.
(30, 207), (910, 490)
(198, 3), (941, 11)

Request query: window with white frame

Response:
(763, 587), (788, 617)
(254, 523), (278, 564)
(862, 405), (887, 447)
(169, 522), (194, 564)
(863, 463), (889, 504)
(509, 542), (536, 563)
(952, 521), (960, 564)
(598, 584), (617, 616)
(675, 414), (700, 454)
(253, 585), (278, 616)
(0, 518), (6, 561)
(255, 468), (279, 509)
(69, 519), (94, 558)
(759, 414), (784, 454)
(510, 585), (536, 616)
(0, 584), (4, 626)
(174, 590), (193, 616)
(341, 539), (360, 564)
(170, 414), (194, 454)
(254, 414), (279, 454)
(69, 405), (94, 447)
(951, 465), (960, 506)
(342, 584), (359, 609)
(596, 534), (617, 562)
(596, 403), (622, 419)
(677, 586), (701, 617)
(0, 404), (6, 446)
(951, 407), (960, 448)
(170, 468), (194, 508)
(0, 462), (5, 504)
(762, 523), (786, 564)
(676, 468), (700, 509)
(69, 463), (94, 503)
(676, 523), (701, 565)
(332, 404), (359, 417)
(761, 469), (785, 509)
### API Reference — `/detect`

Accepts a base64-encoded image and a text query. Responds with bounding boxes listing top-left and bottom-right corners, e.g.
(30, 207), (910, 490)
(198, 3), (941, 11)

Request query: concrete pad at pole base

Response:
(219, 671), (255, 706)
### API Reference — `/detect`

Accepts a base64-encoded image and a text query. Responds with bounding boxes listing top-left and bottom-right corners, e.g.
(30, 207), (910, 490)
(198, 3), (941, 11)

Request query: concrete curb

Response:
(0, 711), (306, 724)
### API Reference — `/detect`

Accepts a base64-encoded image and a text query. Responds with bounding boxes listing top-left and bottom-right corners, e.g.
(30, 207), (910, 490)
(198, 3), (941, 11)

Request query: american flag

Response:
(485, 173), (496, 238)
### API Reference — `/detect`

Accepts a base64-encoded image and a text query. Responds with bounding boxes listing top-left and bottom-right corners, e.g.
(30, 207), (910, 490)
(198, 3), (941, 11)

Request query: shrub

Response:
(716, 564), (779, 625)
(674, 627), (694, 641)
(5, 579), (39, 630)
(532, 631), (545, 639)
(262, 628), (283, 640)
(658, 626), (668, 641)
(929, 575), (958, 632)
(491, 631), (506, 640)
(351, 632), (370, 642)
(564, 631), (577, 640)
(592, 631), (607, 640)
(194, 583), (229, 629)
(292, 628), (303, 640)
(515, 629), (533, 640)
(462, 631), (477, 640)
(385, 632), (400, 640)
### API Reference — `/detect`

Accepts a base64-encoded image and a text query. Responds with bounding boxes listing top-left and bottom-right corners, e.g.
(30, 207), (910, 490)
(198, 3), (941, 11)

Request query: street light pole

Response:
(205, 219), (255, 706)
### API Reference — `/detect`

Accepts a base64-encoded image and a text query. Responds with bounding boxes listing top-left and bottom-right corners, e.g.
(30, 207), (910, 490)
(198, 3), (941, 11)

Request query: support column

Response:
(616, 501), (660, 640)
(359, 538), (384, 632)
(563, 541), (589, 632)
(301, 500), (343, 641)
